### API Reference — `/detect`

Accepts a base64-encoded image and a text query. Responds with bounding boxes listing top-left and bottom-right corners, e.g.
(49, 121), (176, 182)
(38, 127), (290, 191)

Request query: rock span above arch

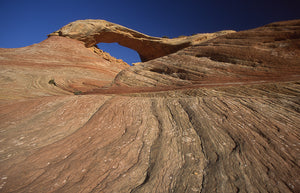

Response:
(48, 19), (235, 62)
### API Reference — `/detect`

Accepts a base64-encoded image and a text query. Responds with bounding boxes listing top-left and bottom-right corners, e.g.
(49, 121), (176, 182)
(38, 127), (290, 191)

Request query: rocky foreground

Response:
(0, 19), (299, 192)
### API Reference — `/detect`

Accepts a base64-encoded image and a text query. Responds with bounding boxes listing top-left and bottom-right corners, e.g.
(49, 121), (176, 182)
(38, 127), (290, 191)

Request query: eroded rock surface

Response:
(0, 20), (299, 193)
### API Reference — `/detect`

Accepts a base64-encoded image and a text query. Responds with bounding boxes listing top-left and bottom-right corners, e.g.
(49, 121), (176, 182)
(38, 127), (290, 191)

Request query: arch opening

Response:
(97, 43), (141, 66)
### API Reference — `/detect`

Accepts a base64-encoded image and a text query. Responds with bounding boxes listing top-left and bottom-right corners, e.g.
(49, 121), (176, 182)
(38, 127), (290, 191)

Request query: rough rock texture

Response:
(0, 19), (300, 193)
(48, 19), (235, 61)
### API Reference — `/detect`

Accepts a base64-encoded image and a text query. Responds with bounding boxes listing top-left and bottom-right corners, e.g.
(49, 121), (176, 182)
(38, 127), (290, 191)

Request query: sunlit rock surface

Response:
(0, 19), (299, 193)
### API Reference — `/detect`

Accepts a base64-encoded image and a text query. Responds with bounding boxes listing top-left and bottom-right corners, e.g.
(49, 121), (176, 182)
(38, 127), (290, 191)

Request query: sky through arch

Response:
(97, 43), (141, 65)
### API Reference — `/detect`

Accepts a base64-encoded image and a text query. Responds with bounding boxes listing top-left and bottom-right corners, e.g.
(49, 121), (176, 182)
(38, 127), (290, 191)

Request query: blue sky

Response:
(0, 0), (299, 64)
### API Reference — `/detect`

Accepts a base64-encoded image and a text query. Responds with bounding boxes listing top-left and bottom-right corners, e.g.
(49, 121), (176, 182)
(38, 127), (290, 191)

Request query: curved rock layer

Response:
(0, 20), (300, 193)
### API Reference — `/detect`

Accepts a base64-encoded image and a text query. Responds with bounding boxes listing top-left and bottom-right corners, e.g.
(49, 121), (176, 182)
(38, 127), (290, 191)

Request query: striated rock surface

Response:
(0, 19), (300, 193)
(48, 19), (235, 62)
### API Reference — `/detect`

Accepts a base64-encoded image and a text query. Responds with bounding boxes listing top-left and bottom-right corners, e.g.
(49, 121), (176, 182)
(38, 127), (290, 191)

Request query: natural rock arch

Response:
(48, 19), (235, 62)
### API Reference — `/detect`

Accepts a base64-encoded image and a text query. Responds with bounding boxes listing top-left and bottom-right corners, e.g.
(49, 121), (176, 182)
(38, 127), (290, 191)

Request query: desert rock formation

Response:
(0, 19), (300, 193)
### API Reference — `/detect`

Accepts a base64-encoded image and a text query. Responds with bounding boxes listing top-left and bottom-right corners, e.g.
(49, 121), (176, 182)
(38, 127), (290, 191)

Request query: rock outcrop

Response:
(0, 19), (299, 193)
(48, 19), (235, 61)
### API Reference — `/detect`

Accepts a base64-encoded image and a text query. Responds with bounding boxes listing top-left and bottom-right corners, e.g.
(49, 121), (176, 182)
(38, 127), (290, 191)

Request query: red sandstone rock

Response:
(0, 20), (299, 193)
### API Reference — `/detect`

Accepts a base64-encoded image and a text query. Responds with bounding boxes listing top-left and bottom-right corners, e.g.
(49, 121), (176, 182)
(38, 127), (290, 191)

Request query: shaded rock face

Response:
(0, 19), (300, 193)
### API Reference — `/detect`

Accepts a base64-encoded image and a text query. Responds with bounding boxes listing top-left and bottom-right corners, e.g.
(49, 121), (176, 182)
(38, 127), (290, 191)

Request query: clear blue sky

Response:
(0, 0), (299, 64)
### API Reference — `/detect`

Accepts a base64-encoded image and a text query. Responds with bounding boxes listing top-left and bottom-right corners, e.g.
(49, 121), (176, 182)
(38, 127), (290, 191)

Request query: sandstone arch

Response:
(48, 19), (235, 62)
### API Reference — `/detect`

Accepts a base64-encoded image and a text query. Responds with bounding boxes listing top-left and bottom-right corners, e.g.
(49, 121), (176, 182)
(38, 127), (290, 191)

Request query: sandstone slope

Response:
(0, 19), (299, 193)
